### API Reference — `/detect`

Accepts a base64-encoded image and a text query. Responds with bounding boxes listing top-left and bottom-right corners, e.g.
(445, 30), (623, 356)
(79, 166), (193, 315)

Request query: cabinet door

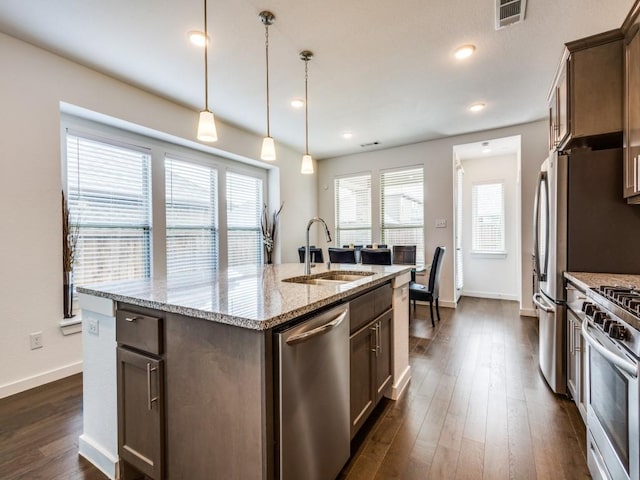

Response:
(117, 347), (164, 479)
(374, 312), (393, 400)
(557, 64), (569, 146)
(549, 88), (559, 149)
(350, 326), (375, 438)
(625, 25), (640, 198)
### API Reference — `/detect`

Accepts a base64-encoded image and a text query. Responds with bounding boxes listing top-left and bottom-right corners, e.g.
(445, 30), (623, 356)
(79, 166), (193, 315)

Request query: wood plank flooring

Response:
(0, 297), (589, 479)
(341, 297), (589, 480)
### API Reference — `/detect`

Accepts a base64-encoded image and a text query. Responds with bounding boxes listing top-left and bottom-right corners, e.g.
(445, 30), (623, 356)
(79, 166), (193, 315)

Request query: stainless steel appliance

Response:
(581, 286), (640, 480)
(533, 148), (640, 394)
(276, 304), (350, 480)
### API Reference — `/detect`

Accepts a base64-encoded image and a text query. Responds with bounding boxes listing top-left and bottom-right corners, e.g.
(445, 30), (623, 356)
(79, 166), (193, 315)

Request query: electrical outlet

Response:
(436, 219), (447, 228)
(88, 318), (99, 336)
(30, 332), (43, 350)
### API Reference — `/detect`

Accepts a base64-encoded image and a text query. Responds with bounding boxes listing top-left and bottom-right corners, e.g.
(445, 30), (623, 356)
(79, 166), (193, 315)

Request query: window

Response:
(472, 181), (505, 253)
(66, 132), (152, 287)
(226, 171), (264, 266)
(165, 156), (218, 283)
(335, 174), (371, 247)
(380, 167), (424, 264)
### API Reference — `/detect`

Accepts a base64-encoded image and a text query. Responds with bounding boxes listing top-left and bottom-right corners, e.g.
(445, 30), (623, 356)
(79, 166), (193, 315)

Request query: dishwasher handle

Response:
(286, 309), (348, 345)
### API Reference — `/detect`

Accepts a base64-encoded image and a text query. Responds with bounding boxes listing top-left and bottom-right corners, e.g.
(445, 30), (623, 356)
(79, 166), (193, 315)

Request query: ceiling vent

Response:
(495, 0), (527, 29)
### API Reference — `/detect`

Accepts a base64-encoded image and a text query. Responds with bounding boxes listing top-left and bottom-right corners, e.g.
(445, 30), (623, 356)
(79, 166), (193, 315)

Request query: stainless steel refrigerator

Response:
(533, 147), (640, 394)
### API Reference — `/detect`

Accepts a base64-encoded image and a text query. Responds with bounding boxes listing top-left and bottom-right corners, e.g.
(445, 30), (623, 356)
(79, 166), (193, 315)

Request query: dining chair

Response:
(360, 248), (392, 265)
(328, 247), (357, 264)
(392, 245), (417, 265)
(298, 246), (324, 263)
(409, 246), (446, 327)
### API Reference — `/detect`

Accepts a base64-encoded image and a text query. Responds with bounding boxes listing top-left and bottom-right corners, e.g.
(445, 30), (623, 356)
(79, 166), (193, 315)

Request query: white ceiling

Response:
(0, 0), (634, 159)
(454, 135), (521, 161)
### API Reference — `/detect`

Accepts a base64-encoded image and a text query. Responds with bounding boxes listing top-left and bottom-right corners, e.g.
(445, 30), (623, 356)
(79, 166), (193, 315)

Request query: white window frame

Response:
(62, 114), (268, 289)
(334, 173), (372, 247)
(471, 180), (506, 256)
(380, 165), (424, 265)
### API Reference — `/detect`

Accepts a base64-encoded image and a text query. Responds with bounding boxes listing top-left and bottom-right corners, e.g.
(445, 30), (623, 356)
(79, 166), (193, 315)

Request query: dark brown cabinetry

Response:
(624, 4), (640, 202)
(349, 283), (393, 438)
(548, 30), (623, 151)
(116, 311), (165, 480)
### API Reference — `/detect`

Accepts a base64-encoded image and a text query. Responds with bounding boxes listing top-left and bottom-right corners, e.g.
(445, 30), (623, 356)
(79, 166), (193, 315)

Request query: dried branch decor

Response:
(62, 191), (78, 273)
(261, 202), (283, 264)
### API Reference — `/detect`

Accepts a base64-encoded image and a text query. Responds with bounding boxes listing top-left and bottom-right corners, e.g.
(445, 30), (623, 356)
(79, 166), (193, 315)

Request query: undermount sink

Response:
(282, 270), (375, 285)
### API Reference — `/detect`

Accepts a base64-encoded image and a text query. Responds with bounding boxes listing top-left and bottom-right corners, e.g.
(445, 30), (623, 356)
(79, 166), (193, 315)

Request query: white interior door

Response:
(454, 165), (464, 301)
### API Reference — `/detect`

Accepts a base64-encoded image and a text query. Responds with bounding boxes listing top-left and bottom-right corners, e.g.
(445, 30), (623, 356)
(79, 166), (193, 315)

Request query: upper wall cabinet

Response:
(623, 2), (640, 203)
(548, 30), (623, 152)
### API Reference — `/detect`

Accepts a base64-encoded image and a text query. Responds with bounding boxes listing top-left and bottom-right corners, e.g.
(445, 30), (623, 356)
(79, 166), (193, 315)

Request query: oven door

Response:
(582, 319), (639, 480)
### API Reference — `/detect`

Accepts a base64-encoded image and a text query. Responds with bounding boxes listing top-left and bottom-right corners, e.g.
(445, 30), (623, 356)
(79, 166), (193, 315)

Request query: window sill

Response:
(59, 311), (82, 336)
(471, 251), (507, 259)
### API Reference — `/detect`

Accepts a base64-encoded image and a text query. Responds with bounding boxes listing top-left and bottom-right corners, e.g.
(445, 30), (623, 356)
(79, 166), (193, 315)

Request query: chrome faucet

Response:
(305, 217), (332, 274)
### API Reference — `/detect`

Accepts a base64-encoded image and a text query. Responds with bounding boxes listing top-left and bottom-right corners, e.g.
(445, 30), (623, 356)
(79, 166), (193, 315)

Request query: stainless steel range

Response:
(582, 286), (640, 480)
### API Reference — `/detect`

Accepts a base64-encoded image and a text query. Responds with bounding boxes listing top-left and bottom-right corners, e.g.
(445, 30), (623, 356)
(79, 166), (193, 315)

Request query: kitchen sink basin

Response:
(282, 270), (375, 285)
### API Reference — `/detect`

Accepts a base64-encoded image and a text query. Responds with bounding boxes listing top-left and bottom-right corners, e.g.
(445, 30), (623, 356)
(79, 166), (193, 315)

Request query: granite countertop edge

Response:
(77, 265), (412, 331)
(565, 271), (640, 291)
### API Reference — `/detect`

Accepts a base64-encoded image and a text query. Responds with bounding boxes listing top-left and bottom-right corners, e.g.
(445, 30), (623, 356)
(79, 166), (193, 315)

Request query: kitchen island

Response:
(77, 263), (413, 480)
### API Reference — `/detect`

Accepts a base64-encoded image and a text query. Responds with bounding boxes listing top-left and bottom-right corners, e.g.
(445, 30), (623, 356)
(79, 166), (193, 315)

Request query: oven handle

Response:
(532, 293), (554, 313)
(582, 318), (638, 378)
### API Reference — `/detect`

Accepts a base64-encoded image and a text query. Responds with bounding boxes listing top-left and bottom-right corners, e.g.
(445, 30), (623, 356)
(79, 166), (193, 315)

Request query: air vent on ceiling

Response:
(495, 0), (527, 30)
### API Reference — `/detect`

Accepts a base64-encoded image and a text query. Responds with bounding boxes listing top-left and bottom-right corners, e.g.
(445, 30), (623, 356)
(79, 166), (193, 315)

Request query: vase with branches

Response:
(261, 202), (283, 264)
(62, 191), (79, 318)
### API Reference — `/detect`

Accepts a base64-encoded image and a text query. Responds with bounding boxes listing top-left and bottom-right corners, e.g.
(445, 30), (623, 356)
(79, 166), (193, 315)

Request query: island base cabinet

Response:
(117, 347), (165, 480)
(350, 310), (393, 438)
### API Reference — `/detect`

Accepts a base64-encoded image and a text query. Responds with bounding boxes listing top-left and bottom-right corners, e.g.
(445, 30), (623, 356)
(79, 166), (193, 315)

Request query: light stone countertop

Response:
(565, 271), (640, 292)
(77, 263), (413, 330)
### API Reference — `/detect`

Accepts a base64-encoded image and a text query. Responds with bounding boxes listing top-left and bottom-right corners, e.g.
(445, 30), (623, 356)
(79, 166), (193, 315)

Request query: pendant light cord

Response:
(203, 0), (209, 110)
(304, 57), (309, 155)
(265, 23), (270, 137)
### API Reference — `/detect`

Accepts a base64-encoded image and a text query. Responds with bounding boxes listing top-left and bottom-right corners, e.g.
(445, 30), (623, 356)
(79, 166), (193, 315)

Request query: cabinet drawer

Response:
(373, 283), (392, 318)
(350, 290), (375, 333)
(117, 310), (163, 355)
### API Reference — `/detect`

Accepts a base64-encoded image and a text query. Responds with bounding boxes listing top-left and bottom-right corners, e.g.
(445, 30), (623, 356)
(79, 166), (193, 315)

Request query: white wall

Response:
(461, 154), (519, 300)
(0, 32), (316, 397)
(317, 120), (547, 313)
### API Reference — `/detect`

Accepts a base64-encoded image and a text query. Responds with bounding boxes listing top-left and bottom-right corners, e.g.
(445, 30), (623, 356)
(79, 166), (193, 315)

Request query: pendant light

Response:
(300, 50), (314, 174)
(197, 0), (218, 142)
(259, 11), (276, 161)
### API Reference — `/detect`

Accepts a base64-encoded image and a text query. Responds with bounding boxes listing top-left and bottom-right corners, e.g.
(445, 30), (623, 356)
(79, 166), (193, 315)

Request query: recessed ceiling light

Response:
(188, 30), (208, 47)
(482, 148), (491, 154)
(469, 102), (486, 112)
(291, 98), (305, 108)
(342, 132), (354, 139)
(454, 44), (476, 60)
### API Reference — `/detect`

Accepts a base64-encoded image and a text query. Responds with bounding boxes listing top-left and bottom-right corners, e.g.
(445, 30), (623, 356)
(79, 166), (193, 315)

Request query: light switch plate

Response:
(435, 219), (447, 228)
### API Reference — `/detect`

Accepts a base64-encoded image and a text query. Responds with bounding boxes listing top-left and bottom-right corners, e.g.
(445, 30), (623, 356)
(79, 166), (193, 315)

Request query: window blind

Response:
(334, 174), (371, 247)
(472, 182), (506, 253)
(165, 156), (218, 283)
(381, 167), (424, 264)
(226, 171), (263, 266)
(66, 133), (152, 287)
(455, 166), (464, 290)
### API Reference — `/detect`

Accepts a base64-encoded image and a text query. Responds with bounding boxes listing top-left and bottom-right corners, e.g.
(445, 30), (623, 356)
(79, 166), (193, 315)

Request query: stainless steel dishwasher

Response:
(276, 303), (350, 480)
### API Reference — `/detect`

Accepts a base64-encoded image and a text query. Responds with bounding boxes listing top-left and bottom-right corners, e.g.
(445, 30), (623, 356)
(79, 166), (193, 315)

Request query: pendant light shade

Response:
(259, 11), (276, 161)
(197, 110), (218, 142)
(197, 0), (218, 142)
(301, 154), (314, 174)
(300, 50), (314, 175)
(261, 136), (276, 160)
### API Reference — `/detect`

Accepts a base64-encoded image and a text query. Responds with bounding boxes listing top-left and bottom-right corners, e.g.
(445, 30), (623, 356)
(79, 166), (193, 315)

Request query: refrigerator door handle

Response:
(533, 293), (554, 313)
(533, 170), (549, 282)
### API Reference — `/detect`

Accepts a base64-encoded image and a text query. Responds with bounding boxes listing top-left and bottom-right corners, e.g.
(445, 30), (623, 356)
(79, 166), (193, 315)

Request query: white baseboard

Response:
(79, 434), (118, 480)
(0, 361), (83, 399)
(389, 365), (411, 400)
(520, 308), (538, 318)
(462, 291), (519, 301)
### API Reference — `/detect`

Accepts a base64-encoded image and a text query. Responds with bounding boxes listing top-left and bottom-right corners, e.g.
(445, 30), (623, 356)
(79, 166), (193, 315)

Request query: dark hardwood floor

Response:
(0, 297), (589, 479)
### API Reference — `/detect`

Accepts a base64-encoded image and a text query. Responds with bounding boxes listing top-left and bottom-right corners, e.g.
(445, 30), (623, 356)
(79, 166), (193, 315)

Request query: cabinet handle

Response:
(377, 323), (382, 356)
(370, 325), (378, 354)
(635, 156), (639, 193)
(147, 363), (159, 411)
(125, 316), (142, 322)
